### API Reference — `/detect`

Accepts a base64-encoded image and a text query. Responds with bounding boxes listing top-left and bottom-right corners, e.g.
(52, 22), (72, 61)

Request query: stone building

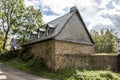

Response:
(23, 6), (94, 70)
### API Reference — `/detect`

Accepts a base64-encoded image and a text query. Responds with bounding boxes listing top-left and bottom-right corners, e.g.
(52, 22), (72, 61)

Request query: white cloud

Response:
(95, 0), (111, 8)
(89, 4), (120, 38)
(42, 15), (60, 23)
(41, 0), (75, 15)
(24, 0), (99, 23)
(24, 0), (120, 37)
(112, 0), (120, 10)
(24, 0), (40, 8)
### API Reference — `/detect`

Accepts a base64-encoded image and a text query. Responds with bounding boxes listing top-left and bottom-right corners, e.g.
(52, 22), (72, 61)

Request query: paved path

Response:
(0, 62), (50, 80)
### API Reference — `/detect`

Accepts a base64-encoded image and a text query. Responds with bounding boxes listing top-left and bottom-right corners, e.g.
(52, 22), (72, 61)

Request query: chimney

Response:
(70, 6), (77, 12)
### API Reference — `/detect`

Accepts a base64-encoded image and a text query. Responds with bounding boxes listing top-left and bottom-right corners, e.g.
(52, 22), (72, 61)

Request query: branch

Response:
(1, 16), (7, 33)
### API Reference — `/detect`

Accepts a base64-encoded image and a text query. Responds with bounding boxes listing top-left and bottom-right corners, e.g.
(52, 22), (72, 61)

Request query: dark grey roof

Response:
(118, 38), (120, 42)
(23, 6), (94, 46)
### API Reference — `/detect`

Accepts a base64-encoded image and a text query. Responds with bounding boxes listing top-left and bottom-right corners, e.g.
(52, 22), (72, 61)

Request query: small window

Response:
(47, 24), (56, 35)
(30, 32), (38, 40)
(38, 28), (46, 38)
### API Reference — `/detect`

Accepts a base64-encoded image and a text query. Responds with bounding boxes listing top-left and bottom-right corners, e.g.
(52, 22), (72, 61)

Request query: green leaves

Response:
(0, 0), (43, 49)
(15, 5), (43, 44)
(91, 29), (117, 53)
(0, 12), (2, 18)
(0, 30), (4, 52)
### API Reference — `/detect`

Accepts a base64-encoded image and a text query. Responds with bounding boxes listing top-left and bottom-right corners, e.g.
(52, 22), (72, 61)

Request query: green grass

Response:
(1, 59), (75, 80)
(1, 59), (120, 80)
(68, 70), (120, 80)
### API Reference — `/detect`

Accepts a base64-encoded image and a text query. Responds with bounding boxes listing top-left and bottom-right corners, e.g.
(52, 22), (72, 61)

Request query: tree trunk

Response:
(2, 31), (9, 50)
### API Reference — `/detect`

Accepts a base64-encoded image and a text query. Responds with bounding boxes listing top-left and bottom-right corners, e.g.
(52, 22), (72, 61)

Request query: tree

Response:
(90, 29), (117, 53)
(0, 0), (43, 50)
(0, 29), (3, 52)
(0, 0), (24, 50)
(13, 6), (43, 44)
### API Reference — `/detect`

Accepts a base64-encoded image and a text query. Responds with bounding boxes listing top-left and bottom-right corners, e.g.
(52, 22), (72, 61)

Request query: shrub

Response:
(26, 58), (48, 72)
(20, 52), (33, 61)
(67, 70), (120, 80)
(0, 50), (20, 60)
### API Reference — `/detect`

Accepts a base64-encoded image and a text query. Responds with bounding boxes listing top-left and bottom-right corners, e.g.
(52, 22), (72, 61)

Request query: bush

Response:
(0, 50), (20, 60)
(18, 49), (48, 72)
(68, 70), (120, 80)
(20, 52), (33, 61)
(26, 58), (48, 72)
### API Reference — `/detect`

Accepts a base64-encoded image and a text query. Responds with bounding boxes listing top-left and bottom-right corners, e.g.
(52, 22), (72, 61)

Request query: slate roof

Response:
(118, 38), (120, 42)
(23, 6), (94, 46)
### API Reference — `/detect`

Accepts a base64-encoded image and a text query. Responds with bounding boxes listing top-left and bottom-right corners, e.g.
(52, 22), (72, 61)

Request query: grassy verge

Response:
(1, 59), (75, 80)
(1, 58), (120, 80)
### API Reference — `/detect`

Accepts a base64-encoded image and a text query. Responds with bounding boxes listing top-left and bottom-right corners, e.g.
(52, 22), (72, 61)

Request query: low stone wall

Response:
(54, 54), (119, 71)
(54, 54), (91, 70)
(90, 54), (119, 71)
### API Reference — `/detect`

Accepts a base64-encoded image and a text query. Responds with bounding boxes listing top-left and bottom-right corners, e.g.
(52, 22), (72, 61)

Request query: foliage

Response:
(90, 29), (117, 53)
(19, 51), (48, 71)
(0, 0), (43, 50)
(2, 58), (76, 80)
(12, 6), (43, 44)
(68, 70), (120, 80)
(20, 52), (33, 61)
(0, 30), (3, 53)
(0, 0), (24, 50)
(2, 59), (120, 80)
(1, 49), (75, 80)
(0, 50), (20, 60)
(1, 50), (120, 80)
(26, 58), (49, 73)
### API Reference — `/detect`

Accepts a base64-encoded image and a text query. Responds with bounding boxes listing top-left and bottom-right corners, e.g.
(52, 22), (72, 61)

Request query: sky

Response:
(24, 0), (120, 37)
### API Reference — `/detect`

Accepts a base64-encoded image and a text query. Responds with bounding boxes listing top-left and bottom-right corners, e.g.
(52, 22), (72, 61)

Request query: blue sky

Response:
(24, 0), (120, 37)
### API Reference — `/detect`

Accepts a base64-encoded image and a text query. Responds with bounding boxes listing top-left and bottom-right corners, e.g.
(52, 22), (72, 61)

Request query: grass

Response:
(1, 58), (120, 80)
(68, 70), (120, 80)
(1, 59), (75, 80)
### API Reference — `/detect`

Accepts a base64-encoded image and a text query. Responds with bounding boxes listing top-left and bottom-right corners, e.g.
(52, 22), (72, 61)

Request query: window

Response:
(47, 24), (56, 35)
(37, 28), (46, 38)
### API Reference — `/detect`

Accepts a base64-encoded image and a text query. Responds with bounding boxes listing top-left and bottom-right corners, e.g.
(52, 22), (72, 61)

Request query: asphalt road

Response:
(0, 62), (50, 80)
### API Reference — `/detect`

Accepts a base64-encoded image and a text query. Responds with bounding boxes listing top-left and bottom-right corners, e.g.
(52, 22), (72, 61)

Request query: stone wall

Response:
(26, 40), (55, 69)
(24, 40), (119, 71)
(54, 54), (119, 71)
(55, 40), (94, 55)
(90, 54), (119, 71)
(54, 40), (94, 70)
(54, 54), (91, 70)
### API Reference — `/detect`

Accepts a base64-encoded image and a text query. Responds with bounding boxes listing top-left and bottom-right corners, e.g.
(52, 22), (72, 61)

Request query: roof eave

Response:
(22, 38), (55, 46)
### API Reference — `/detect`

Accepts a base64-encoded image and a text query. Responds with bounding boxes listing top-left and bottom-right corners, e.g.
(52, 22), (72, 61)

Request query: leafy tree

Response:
(90, 29), (117, 53)
(0, 0), (43, 50)
(13, 6), (43, 44)
(0, 0), (24, 50)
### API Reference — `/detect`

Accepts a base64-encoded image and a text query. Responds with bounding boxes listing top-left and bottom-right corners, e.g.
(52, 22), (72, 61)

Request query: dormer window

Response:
(37, 28), (46, 38)
(46, 24), (56, 35)
(30, 31), (38, 40)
